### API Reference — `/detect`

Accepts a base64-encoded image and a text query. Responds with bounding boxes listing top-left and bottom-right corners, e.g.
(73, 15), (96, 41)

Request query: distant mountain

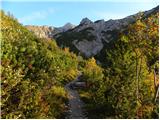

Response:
(25, 22), (75, 39)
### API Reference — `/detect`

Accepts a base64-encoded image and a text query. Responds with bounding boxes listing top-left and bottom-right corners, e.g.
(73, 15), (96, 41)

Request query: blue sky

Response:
(1, 0), (158, 27)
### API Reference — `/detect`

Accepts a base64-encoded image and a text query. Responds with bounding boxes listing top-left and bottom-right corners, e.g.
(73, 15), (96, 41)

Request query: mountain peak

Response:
(61, 22), (75, 32)
(63, 22), (75, 29)
(80, 17), (93, 25)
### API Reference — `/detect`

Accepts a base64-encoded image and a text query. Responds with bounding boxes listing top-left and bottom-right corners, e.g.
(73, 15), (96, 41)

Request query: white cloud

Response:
(18, 8), (54, 24)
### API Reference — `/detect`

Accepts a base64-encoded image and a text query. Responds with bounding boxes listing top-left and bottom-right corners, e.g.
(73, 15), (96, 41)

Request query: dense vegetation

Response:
(1, 9), (159, 119)
(79, 12), (159, 118)
(1, 11), (79, 118)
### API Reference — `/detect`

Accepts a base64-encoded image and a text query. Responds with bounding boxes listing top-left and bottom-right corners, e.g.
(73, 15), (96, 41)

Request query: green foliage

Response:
(81, 58), (104, 104)
(83, 58), (103, 82)
(1, 10), (79, 118)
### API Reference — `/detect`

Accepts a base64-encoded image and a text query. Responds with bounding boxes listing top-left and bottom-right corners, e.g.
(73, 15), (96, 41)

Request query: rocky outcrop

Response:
(55, 14), (135, 57)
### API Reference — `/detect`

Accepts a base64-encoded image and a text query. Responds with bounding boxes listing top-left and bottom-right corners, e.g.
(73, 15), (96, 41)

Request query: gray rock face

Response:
(73, 39), (103, 57)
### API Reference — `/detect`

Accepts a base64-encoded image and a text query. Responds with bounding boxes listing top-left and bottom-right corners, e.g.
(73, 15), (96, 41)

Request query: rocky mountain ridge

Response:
(25, 6), (158, 58)
(55, 6), (158, 58)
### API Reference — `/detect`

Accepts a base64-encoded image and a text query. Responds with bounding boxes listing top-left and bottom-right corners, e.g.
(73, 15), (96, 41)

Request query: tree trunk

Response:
(153, 65), (159, 103)
(154, 85), (159, 103)
(154, 65), (157, 90)
(138, 57), (142, 95)
(136, 55), (139, 100)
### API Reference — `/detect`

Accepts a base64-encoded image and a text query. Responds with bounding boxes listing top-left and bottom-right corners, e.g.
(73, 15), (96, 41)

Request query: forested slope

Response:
(79, 10), (159, 119)
(1, 11), (79, 119)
